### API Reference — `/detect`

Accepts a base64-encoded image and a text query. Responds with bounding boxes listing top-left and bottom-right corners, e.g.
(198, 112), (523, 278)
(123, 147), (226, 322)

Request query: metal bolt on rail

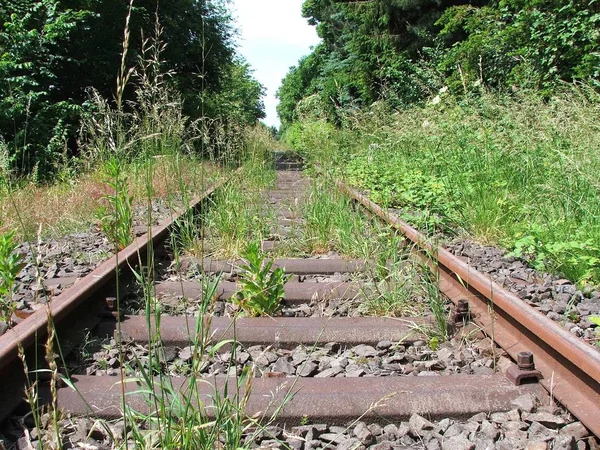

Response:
(452, 299), (470, 325)
(506, 351), (543, 386)
(517, 351), (536, 370)
(102, 296), (123, 319)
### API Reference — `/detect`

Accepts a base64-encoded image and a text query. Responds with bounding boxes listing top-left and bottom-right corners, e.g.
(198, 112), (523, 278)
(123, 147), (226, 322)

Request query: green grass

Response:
(301, 179), (375, 256)
(299, 177), (449, 335)
(0, 230), (25, 320)
(197, 172), (274, 259)
(287, 87), (600, 286)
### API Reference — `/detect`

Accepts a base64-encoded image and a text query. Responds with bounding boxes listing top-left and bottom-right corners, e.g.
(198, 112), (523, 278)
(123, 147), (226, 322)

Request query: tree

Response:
(438, 0), (600, 92)
(209, 58), (266, 126)
(0, 1), (87, 177)
(279, 0), (600, 125)
(280, 0), (448, 124)
(277, 47), (326, 127)
(0, 0), (265, 178)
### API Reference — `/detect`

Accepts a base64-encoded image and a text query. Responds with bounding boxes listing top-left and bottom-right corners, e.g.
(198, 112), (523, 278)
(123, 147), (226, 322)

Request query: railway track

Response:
(0, 152), (599, 449)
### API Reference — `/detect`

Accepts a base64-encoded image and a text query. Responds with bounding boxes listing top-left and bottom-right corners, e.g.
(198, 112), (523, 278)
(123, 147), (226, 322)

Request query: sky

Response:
(230, 0), (321, 128)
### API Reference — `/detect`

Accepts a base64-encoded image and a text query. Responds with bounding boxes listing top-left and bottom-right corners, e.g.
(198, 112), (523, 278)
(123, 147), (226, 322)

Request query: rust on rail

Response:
(337, 179), (600, 437)
(0, 173), (233, 372)
(0, 175), (235, 423)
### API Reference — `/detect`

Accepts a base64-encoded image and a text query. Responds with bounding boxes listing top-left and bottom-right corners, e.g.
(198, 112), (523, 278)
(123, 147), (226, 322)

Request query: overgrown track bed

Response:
(0, 153), (599, 449)
(0, 180), (228, 423)
(339, 181), (600, 437)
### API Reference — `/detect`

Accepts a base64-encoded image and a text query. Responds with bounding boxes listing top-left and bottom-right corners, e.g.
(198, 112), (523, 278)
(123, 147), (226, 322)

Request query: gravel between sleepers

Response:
(1, 198), (181, 336)
(2, 395), (594, 449)
(76, 334), (501, 380)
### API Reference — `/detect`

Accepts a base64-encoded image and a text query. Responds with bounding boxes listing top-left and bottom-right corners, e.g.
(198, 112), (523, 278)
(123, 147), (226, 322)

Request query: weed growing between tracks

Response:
(194, 148), (276, 259)
(0, 231), (24, 319)
(296, 176), (450, 337)
(302, 179), (361, 255)
(233, 242), (292, 317)
(301, 177), (405, 259)
(198, 182), (269, 258)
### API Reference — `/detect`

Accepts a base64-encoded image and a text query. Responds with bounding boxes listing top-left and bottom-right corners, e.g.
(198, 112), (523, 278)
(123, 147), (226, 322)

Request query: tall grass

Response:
(119, 119), (283, 449)
(197, 161), (275, 258)
(93, 14), (281, 449)
(300, 177), (448, 333)
(302, 179), (373, 256)
(1, 7), (284, 450)
(287, 87), (600, 285)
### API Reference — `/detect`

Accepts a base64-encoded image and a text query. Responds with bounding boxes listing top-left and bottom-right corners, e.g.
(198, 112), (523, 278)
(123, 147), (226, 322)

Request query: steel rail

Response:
(0, 173), (233, 371)
(337, 179), (600, 437)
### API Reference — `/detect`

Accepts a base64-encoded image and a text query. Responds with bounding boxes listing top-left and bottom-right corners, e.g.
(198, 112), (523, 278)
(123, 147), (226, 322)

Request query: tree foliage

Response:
(0, 0), (265, 179)
(0, 1), (87, 176)
(278, 0), (600, 128)
(438, 0), (600, 93)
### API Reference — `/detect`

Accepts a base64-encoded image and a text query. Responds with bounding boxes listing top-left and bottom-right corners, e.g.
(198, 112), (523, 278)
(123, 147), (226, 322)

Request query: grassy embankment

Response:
(284, 87), (600, 286)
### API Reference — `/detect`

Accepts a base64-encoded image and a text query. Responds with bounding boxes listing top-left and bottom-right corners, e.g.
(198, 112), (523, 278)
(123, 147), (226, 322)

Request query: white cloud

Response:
(230, 0), (321, 127)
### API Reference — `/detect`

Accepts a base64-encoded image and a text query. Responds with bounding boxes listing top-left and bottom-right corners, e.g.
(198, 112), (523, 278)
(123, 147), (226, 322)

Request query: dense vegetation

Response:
(0, 0), (265, 179)
(280, 0), (600, 286)
(277, 0), (599, 127)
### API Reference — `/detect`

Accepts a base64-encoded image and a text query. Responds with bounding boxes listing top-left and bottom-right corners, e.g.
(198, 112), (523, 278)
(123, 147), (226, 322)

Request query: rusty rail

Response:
(337, 179), (600, 437)
(0, 172), (234, 422)
(0, 179), (225, 368)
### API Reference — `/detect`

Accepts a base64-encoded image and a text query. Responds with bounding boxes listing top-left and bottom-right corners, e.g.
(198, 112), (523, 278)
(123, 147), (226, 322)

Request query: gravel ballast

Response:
(78, 335), (502, 380)
(447, 240), (600, 348)
(3, 402), (594, 449)
(1, 198), (186, 336)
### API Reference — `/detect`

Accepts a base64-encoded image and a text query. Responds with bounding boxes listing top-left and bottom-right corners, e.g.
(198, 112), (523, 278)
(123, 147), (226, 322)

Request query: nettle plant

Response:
(344, 152), (458, 233)
(0, 230), (25, 318)
(509, 227), (600, 286)
(234, 242), (291, 317)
